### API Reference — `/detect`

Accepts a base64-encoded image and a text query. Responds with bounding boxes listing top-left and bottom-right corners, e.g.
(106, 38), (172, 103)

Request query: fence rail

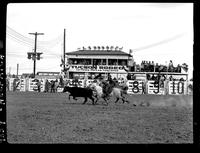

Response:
(6, 78), (193, 95)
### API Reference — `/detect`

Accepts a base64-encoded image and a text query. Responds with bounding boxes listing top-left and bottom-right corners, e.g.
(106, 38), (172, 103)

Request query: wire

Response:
(7, 33), (33, 47)
(7, 26), (34, 44)
(7, 26), (63, 48)
(131, 33), (185, 52)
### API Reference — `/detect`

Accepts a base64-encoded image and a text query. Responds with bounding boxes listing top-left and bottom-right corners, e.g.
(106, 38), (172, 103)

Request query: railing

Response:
(6, 78), (193, 95)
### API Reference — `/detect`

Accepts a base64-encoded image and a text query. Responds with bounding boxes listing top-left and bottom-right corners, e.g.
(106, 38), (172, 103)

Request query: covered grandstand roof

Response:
(66, 50), (132, 57)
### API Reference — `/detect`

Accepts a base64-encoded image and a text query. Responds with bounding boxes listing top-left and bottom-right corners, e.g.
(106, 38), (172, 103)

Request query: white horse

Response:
(89, 82), (109, 105)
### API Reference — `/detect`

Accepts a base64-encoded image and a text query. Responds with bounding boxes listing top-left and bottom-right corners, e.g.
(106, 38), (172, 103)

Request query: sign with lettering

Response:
(69, 65), (128, 72)
(127, 80), (143, 94)
(168, 81), (187, 95)
(66, 79), (84, 88)
(9, 78), (20, 91)
(7, 77), (192, 95)
(19, 79), (26, 92)
(28, 79), (45, 92)
(147, 81), (165, 95)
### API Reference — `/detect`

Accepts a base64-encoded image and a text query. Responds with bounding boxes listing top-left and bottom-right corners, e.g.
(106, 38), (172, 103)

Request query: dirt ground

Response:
(6, 91), (193, 144)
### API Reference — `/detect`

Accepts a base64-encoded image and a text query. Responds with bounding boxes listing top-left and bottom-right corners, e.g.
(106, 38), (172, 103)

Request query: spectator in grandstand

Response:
(141, 61), (144, 72)
(169, 75), (173, 81)
(151, 74), (156, 81)
(179, 77), (185, 81)
(168, 60), (174, 72)
(127, 73), (132, 80)
(177, 64), (181, 73)
(155, 63), (159, 72)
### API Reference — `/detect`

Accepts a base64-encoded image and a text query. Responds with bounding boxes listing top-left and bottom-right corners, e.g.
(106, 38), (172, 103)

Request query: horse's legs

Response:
(122, 97), (125, 103)
(68, 94), (71, 101)
(82, 97), (88, 104)
(121, 95), (129, 104)
(89, 96), (95, 105)
(103, 97), (108, 105)
(94, 95), (99, 104)
(73, 96), (77, 100)
(115, 97), (120, 103)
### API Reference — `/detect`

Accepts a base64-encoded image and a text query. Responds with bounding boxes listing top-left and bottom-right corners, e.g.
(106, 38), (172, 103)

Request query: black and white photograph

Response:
(5, 2), (193, 144)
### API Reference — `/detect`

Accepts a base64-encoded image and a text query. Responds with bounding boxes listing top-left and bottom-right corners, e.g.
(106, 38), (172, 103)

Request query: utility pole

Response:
(16, 63), (19, 77)
(28, 32), (44, 77)
(63, 29), (66, 70)
(9, 67), (11, 75)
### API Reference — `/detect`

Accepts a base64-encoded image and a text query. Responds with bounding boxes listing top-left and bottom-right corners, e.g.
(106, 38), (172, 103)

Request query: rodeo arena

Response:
(6, 45), (193, 143)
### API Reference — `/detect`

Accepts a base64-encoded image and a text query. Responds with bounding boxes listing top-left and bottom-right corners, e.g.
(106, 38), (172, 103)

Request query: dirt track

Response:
(6, 91), (193, 143)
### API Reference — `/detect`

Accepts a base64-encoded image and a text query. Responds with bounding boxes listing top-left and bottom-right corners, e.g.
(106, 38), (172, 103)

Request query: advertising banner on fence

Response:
(168, 81), (187, 95)
(19, 79), (26, 92)
(28, 79), (45, 92)
(127, 80), (143, 94)
(147, 81), (165, 95)
(7, 78), (192, 95)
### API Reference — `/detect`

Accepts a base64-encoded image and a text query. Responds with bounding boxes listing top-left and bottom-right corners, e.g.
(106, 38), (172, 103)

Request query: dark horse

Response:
(100, 79), (129, 103)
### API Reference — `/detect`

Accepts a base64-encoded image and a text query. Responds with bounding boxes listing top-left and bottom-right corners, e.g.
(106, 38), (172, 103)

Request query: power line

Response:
(7, 27), (63, 58)
(7, 26), (34, 43)
(7, 32), (33, 47)
(7, 26), (63, 47)
(131, 33), (185, 52)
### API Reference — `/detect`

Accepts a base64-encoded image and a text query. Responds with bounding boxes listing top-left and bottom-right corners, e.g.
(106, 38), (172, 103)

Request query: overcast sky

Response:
(6, 3), (193, 78)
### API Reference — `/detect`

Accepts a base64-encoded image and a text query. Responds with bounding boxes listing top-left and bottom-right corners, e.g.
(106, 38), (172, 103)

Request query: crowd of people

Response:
(131, 60), (185, 73)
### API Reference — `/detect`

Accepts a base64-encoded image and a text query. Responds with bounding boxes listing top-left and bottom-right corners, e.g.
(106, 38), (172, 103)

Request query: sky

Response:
(6, 3), (193, 78)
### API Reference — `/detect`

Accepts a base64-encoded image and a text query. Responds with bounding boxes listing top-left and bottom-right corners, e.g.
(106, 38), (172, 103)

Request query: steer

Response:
(63, 86), (95, 105)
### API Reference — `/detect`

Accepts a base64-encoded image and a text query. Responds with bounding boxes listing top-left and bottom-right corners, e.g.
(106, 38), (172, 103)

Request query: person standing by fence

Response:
(142, 79), (148, 94)
(164, 79), (169, 95)
(13, 78), (17, 91)
(37, 80), (41, 92)
(44, 79), (50, 92)
(50, 80), (55, 93)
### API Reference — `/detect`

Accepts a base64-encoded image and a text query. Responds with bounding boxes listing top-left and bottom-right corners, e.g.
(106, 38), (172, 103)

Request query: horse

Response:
(89, 80), (129, 105)
(63, 86), (95, 105)
(102, 79), (129, 103)
(89, 82), (109, 105)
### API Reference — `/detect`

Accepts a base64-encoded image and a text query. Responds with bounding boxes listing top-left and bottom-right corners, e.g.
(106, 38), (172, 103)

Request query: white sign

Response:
(69, 65), (128, 72)
(127, 80), (143, 94)
(28, 79), (45, 92)
(168, 81), (187, 95)
(147, 81), (165, 95)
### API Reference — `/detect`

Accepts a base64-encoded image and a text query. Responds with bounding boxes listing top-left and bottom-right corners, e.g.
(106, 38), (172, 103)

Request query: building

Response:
(65, 46), (133, 80)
